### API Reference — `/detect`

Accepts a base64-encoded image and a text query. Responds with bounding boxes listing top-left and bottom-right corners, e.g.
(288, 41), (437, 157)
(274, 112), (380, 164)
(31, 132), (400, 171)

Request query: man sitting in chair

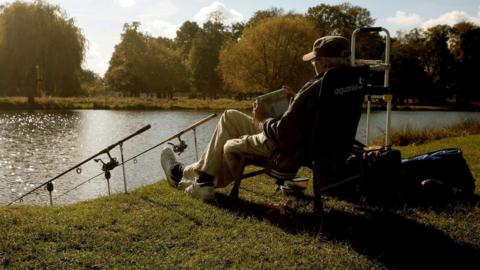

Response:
(161, 36), (355, 200)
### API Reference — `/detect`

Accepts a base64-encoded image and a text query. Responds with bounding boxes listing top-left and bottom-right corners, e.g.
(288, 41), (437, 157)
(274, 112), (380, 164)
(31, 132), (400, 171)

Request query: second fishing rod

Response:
(11, 113), (218, 206)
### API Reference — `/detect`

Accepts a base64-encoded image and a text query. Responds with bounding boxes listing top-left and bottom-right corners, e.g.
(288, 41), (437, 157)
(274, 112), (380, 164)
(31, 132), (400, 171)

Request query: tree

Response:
(448, 22), (478, 102)
(174, 21), (200, 62)
(423, 25), (456, 99)
(306, 3), (374, 38)
(144, 36), (188, 97)
(0, 0), (85, 101)
(188, 20), (226, 98)
(226, 22), (245, 41)
(245, 7), (285, 28)
(105, 22), (188, 97)
(104, 22), (146, 96)
(390, 29), (432, 103)
(219, 15), (317, 94)
(79, 69), (103, 96)
(450, 21), (476, 60)
(457, 26), (480, 100)
(390, 24), (480, 104)
(306, 3), (382, 60)
(459, 27), (480, 65)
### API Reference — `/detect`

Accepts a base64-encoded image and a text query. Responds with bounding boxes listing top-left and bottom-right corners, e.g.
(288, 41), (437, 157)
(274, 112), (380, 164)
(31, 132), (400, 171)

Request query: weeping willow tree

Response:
(0, 0), (85, 102)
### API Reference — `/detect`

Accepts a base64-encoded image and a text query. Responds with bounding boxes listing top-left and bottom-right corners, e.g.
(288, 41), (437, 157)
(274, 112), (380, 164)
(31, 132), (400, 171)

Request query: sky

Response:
(2, 0), (479, 76)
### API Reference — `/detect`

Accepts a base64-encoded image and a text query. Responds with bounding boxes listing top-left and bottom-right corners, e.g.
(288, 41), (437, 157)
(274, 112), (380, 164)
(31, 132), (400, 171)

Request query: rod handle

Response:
(134, 124), (151, 136)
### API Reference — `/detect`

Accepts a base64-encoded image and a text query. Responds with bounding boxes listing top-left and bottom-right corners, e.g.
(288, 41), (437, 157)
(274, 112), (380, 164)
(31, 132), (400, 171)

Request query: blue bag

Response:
(401, 148), (475, 200)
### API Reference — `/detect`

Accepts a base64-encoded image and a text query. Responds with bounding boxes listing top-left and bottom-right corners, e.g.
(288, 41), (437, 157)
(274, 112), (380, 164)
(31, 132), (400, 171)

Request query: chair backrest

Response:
(307, 65), (368, 166)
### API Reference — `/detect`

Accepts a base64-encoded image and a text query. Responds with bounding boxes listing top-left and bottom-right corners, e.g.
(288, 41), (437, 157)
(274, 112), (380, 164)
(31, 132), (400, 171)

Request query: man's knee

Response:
(222, 109), (243, 122)
(219, 109), (234, 127)
(223, 138), (243, 155)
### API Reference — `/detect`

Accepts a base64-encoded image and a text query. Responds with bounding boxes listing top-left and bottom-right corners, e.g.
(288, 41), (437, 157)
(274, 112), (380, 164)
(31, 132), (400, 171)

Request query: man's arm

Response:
(262, 78), (322, 152)
(252, 99), (268, 124)
(282, 85), (296, 99)
(253, 85), (296, 124)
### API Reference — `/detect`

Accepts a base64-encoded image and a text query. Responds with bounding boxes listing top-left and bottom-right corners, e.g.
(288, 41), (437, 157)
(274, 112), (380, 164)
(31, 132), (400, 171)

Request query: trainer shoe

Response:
(160, 147), (183, 187)
(185, 175), (214, 200)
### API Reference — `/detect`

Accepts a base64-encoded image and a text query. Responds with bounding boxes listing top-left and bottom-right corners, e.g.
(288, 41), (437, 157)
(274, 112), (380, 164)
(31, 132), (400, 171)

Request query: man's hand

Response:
(282, 85), (296, 98)
(252, 99), (264, 123)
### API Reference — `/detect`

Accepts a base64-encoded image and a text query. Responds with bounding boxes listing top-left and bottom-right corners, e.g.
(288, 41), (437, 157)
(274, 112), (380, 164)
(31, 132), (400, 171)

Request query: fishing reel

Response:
(94, 151), (119, 180)
(168, 136), (188, 155)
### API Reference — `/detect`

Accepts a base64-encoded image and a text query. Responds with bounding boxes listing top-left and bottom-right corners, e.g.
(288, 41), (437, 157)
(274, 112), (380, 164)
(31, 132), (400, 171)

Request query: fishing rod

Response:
(8, 124), (151, 206)
(134, 113), (218, 158)
(56, 113), (218, 199)
(11, 113), (218, 205)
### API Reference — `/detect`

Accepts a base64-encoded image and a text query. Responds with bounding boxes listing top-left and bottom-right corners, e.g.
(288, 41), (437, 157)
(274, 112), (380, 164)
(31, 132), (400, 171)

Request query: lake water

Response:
(1, 109), (480, 205)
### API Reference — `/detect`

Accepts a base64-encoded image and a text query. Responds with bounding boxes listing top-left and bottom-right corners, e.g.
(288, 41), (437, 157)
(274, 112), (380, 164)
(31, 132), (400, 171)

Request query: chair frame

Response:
(230, 66), (368, 213)
(230, 27), (393, 214)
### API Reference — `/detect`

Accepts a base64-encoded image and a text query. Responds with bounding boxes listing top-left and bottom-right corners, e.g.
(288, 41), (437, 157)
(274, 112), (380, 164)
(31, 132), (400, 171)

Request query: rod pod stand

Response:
(104, 170), (112, 196)
(95, 151), (119, 197)
(46, 182), (54, 206)
(8, 124), (151, 206)
(119, 143), (128, 194)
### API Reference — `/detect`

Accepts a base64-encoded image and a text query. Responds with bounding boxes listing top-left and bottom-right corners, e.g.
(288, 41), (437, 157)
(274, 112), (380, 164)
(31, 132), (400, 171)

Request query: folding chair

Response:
(230, 65), (369, 213)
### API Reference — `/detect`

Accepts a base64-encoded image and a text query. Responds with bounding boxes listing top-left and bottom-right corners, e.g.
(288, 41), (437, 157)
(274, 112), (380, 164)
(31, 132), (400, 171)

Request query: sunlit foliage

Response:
(219, 15), (317, 94)
(0, 0), (85, 99)
(104, 22), (187, 97)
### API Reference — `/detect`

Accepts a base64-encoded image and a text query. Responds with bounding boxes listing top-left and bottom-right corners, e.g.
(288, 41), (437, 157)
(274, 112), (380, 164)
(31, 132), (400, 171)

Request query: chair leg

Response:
(230, 178), (241, 198)
(312, 165), (325, 214)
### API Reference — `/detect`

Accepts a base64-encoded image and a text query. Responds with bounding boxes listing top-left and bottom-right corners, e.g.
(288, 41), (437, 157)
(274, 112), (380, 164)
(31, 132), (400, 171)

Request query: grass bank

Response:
(1, 135), (480, 269)
(373, 119), (480, 146)
(2, 96), (479, 112)
(0, 96), (252, 111)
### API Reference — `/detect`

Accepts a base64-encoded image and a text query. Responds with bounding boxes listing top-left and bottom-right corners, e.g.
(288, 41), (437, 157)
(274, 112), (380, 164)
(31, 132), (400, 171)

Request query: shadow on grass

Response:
(212, 193), (480, 269)
(139, 195), (204, 226)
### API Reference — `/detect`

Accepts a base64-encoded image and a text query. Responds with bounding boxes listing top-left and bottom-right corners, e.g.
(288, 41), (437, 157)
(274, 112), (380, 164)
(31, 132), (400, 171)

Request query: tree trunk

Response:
(27, 95), (35, 106)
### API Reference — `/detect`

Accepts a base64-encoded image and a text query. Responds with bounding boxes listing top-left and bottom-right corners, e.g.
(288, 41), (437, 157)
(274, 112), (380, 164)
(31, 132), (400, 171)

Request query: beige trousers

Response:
(181, 110), (274, 188)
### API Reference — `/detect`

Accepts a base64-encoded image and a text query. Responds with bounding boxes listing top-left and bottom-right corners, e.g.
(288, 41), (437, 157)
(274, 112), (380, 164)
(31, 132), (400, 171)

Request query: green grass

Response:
(373, 119), (480, 146)
(0, 182), (376, 269)
(392, 104), (452, 111)
(1, 135), (480, 269)
(0, 96), (253, 111)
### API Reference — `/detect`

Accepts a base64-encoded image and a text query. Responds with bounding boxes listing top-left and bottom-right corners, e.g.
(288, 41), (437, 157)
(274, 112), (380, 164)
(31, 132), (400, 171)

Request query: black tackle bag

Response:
(331, 143), (403, 203)
(360, 146), (403, 203)
(401, 148), (476, 202)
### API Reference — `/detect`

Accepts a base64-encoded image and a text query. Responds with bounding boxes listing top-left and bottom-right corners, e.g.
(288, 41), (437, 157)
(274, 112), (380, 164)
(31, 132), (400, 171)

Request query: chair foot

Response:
(314, 198), (324, 215)
(230, 178), (242, 198)
(230, 186), (239, 198)
(313, 200), (324, 234)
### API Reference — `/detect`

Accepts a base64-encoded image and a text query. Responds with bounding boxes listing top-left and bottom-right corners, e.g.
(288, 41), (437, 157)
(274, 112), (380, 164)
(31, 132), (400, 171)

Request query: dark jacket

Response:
(262, 75), (323, 178)
(262, 66), (366, 179)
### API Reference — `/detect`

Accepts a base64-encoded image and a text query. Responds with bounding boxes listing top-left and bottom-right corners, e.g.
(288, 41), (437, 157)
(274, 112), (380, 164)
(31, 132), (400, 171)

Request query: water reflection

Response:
(1, 109), (479, 205)
(0, 111), (81, 204)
